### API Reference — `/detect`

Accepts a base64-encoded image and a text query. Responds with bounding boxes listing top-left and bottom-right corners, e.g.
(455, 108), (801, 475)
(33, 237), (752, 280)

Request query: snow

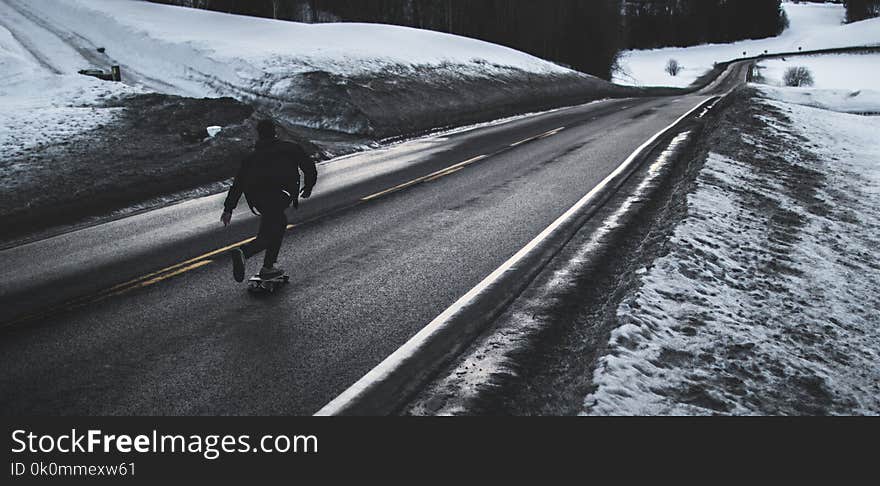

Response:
(758, 53), (880, 90)
(583, 93), (880, 416)
(2, 0), (573, 100)
(0, 16), (140, 161)
(755, 53), (880, 113)
(757, 85), (880, 114)
(614, 2), (880, 88)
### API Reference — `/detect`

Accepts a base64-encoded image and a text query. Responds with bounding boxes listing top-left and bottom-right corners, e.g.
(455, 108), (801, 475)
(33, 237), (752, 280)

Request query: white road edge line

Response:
(315, 96), (717, 416)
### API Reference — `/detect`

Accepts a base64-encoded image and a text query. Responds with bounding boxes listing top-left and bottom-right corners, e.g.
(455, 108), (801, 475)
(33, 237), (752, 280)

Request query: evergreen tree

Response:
(844, 0), (880, 23)
(621, 0), (787, 49)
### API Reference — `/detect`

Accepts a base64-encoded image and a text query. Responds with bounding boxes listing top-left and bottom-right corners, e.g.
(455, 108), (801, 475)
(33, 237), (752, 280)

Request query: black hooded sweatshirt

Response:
(224, 137), (318, 214)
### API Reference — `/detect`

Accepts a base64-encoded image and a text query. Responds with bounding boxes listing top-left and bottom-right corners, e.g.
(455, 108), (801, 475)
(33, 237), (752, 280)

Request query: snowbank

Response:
(615, 2), (880, 88)
(1, 0), (618, 138)
(25, 0), (572, 86)
(583, 89), (880, 415)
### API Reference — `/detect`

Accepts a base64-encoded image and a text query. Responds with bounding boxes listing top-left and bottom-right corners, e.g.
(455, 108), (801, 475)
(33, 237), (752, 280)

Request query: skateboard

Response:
(247, 274), (290, 294)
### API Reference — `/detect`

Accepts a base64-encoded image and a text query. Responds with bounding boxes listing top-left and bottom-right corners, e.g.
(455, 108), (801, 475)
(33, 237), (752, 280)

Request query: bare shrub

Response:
(665, 59), (681, 77)
(783, 66), (814, 87)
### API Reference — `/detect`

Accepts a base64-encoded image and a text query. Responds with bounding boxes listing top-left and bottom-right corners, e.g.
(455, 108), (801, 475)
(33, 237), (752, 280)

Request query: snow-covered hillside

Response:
(615, 2), (880, 88)
(1, 0), (573, 98)
(0, 0), (616, 139)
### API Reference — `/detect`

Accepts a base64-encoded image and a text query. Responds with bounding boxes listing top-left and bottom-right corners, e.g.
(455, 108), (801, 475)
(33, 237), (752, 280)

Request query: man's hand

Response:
(221, 211), (232, 227)
(300, 187), (313, 199)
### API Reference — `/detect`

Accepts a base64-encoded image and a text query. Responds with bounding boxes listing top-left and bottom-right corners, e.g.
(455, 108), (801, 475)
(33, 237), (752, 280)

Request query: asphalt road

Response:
(0, 62), (750, 415)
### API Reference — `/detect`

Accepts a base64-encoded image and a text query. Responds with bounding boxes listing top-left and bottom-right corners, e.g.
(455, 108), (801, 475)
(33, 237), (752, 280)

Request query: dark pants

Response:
(242, 207), (288, 268)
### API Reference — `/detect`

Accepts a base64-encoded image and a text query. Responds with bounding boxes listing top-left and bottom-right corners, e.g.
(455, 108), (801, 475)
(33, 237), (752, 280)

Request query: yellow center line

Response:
(538, 127), (566, 139)
(6, 222), (306, 327)
(116, 260), (214, 295)
(362, 154), (487, 201)
(424, 166), (464, 183)
(102, 236), (257, 294)
(107, 222), (302, 294)
(451, 154), (489, 168)
(509, 126), (566, 147)
(7, 260), (216, 327)
(361, 179), (421, 202)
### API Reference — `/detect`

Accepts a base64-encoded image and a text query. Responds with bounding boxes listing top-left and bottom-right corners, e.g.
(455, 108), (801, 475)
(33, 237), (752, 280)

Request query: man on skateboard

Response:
(221, 120), (318, 283)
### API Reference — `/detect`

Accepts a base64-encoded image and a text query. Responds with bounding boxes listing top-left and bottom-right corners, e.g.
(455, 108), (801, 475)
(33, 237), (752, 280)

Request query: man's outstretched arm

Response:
(299, 154), (318, 198)
(222, 160), (249, 225)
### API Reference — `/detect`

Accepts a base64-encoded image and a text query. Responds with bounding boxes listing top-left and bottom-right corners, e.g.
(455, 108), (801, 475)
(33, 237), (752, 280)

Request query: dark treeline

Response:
(623, 0), (788, 49)
(844, 0), (880, 22)
(150, 1), (791, 79)
(316, 0), (624, 79)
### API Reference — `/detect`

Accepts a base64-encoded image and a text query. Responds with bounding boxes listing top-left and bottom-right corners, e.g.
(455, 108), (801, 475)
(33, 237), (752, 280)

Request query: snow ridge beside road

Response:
(584, 91), (880, 415)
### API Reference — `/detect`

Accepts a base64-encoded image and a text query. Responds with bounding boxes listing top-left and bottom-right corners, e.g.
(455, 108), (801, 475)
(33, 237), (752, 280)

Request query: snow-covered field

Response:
(583, 90), (880, 415)
(614, 2), (880, 88)
(758, 53), (880, 90)
(757, 84), (880, 115)
(755, 53), (880, 114)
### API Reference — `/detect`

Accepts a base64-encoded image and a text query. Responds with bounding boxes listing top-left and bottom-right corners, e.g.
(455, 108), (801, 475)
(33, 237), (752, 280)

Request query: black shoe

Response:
(231, 248), (246, 282)
(259, 266), (284, 280)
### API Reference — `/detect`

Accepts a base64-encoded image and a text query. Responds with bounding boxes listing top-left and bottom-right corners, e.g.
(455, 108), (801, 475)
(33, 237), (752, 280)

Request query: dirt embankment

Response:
(268, 66), (641, 140)
(1, 95), (257, 241)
